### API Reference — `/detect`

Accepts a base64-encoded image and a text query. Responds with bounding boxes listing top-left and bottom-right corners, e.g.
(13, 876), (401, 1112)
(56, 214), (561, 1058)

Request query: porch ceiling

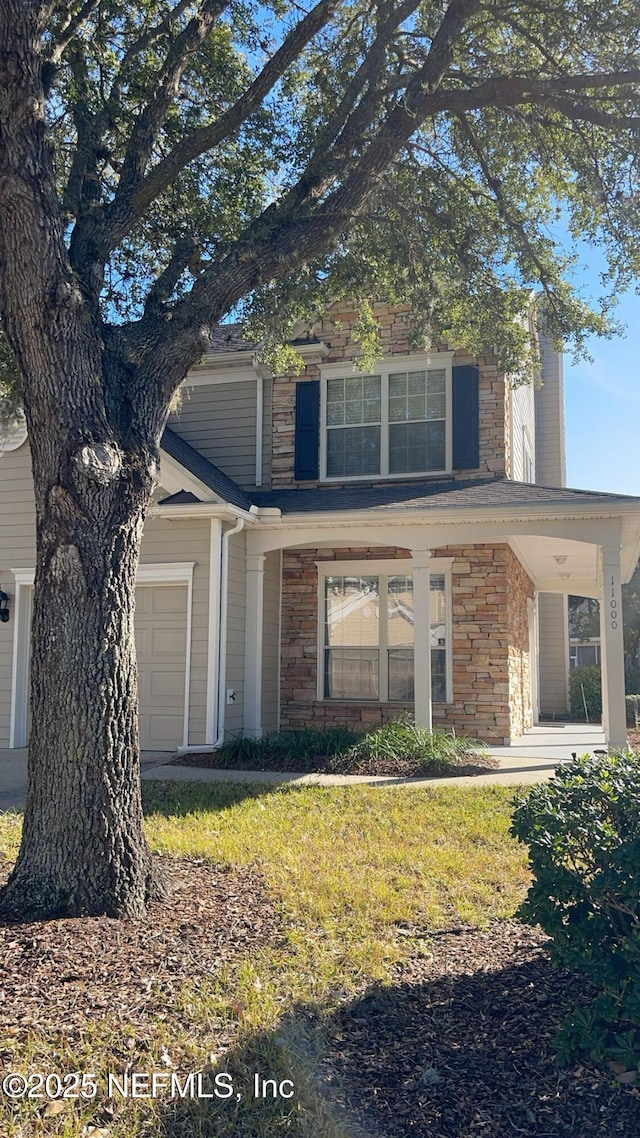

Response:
(509, 535), (600, 596)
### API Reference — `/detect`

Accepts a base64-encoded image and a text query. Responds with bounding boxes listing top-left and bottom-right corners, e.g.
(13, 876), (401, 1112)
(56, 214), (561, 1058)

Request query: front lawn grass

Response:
(0, 783), (528, 1137)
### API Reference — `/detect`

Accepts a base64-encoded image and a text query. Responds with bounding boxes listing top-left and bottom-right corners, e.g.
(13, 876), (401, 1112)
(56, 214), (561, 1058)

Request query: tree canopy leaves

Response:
(2, 0), (640, 412)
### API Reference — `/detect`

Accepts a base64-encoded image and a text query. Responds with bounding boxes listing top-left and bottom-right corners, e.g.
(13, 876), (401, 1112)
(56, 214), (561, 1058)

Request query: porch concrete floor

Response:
(0, 727), (610, 812)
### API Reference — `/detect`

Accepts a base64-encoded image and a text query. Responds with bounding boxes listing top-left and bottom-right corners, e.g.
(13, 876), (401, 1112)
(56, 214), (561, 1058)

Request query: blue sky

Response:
(563, 269), (639, 497)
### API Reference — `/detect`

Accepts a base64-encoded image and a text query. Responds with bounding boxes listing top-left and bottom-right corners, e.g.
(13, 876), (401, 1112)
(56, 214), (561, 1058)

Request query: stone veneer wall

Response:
(280, 543), (534, 743)
(272, 300), (508, 488)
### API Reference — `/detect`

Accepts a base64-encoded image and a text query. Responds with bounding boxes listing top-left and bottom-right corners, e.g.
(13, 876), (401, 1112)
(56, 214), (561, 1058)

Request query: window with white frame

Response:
(319, 562), (450, 703)
(569, 641), (600, 668)
(322, 355), (452, 480)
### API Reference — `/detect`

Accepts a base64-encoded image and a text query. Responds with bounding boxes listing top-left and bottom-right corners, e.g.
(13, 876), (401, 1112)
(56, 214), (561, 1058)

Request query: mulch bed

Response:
(0, 856), (280, 1054)
(3, 860), (638, 1136)
(317, 920), (640, 1138)
(170, 751), (500, 778)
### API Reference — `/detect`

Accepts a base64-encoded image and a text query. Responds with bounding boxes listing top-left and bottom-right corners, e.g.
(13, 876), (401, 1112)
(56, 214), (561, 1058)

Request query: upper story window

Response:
(320, 354), (453, 481)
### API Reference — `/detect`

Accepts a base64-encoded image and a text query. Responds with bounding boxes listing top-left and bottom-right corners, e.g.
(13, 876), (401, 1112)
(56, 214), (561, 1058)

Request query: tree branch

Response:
(538, 95), (640, 131)
(143, 234), (199, 314)
(117, 0), (195, 74)
(105, 0), (343, 250)
(116, 0), (229, 199)
(455, 113), (556, 293)
(48, 0), (101, 65)
(127, 0), (485, 389)
(271, 0), (422, 217)
(428, 69), (640, 118)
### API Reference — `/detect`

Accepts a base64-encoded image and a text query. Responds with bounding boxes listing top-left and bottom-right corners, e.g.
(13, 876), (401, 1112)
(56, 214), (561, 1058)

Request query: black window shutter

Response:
(452, 365), (480, 469)
(294, 379), (320, 480)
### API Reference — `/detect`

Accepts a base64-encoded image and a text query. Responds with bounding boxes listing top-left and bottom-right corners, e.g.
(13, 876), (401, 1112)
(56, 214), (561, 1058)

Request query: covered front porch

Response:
(240, 488), (640, 750)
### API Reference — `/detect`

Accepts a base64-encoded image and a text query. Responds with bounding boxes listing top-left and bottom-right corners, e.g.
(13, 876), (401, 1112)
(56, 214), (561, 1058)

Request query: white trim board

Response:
(159, 450), (221, 503)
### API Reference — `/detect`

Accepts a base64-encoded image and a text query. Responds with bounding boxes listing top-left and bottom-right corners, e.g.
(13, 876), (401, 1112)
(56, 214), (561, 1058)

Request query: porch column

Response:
(244, 552), (265, 738)
(600, 544), (626, 749)
(412, 549), (432, 730)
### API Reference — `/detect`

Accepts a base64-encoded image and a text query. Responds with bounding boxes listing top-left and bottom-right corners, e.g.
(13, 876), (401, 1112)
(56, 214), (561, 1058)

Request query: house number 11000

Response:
(610, 575), (618, 630)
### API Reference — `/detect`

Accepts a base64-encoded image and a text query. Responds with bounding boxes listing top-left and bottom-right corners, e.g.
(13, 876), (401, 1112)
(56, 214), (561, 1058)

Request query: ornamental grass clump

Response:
(212, 718), (489, 776)
(512, 751), (640, 1075)
(329, 716), (487, 775)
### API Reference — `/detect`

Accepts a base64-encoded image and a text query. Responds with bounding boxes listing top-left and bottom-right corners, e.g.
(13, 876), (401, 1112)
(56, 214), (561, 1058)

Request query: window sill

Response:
(319, 699), (450, 706)
(320, 470), (450, 484)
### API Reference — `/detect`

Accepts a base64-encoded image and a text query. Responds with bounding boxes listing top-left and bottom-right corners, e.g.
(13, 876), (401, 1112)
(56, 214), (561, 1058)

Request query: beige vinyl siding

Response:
(170, 378), (271, 489)
(537, 592), (570, 716)
(261, 378), (272, 487)
(261, 549), (281, 732)
(139, 516), (210, 745)
(224, 526), (246, 735)
(0, 442), (37, 746)
(510, 378), (536, 482)
(535, 334), (566, 486)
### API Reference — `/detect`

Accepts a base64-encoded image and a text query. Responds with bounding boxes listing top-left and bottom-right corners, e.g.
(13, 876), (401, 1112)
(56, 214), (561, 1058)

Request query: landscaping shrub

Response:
(626, 665), (640, 697)
(214, 718), (488, 775)
(626, 694), (640, 728)
(512, 751), (640, 1074)
(568, 664), (602, 721)
(329, 715), (487, 774)
(215, 725), (359, 770)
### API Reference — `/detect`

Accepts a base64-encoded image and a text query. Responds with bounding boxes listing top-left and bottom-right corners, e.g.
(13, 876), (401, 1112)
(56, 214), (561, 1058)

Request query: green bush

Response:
(329, 715), (486, 774)
(216, 725), (359, 769)
(512, 752), (640, 1073)
(215, 718), (487, 774)
(626, 666), (640, 697)
(569, 664), (602, 721)
(626, 695), (640, 728)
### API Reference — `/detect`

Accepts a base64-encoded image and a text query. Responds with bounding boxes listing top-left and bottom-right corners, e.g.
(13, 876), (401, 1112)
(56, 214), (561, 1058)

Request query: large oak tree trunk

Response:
(0, 426), (168, 920)
(0, 3), (170, 919)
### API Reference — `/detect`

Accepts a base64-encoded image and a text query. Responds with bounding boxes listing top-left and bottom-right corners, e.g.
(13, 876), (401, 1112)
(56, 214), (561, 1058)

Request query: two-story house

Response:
(1, 301), (638, 753)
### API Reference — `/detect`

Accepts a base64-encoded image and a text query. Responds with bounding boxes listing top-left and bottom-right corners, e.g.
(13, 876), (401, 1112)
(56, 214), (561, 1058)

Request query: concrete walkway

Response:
(0, 750), (173, 813)
(0, 726), (609, 812)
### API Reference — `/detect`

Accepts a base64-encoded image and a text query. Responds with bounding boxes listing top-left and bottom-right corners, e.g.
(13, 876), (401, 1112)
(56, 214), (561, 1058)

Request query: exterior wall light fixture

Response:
(0, 588), (10, 622)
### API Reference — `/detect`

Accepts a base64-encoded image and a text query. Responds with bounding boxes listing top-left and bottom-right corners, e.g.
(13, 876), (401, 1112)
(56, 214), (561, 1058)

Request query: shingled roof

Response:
(161, 428), (252, 511)
(250, 478), (639, 515)
(201, 323), (257, 357)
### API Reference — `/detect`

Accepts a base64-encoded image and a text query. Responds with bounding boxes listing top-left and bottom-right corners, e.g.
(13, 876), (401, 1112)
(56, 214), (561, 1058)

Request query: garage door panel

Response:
(144, 713), (184, 750)
(134, 628), (150, 656)
(22, 581), (189, 753)
(149, 670), (185, 699)
(151, 628), (186, 657)
(151, 586), (188, 614)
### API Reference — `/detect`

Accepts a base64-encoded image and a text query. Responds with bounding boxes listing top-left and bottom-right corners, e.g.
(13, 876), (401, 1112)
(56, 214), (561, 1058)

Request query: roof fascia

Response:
(150, 501), (258, 524)
(191, 340), (330, 380)
(252, 499), (640, 528)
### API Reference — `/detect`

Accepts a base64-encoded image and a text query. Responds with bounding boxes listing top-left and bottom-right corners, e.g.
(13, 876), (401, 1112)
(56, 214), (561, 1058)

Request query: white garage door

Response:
(135, 584), (188, 751)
